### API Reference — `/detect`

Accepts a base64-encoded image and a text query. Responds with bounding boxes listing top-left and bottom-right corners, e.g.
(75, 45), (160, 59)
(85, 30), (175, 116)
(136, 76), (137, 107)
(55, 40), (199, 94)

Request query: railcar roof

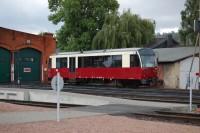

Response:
(54, 47), (142, 56)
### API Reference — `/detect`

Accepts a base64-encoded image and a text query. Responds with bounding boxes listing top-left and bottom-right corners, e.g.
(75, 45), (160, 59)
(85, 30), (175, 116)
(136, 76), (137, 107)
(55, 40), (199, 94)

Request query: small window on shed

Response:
(23, 57), (34, 62)
(56, 58), (68, 68)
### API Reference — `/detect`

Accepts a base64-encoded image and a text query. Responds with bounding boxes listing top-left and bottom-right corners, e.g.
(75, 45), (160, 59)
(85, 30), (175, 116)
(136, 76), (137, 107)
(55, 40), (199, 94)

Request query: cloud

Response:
(157, 27), (179, 34)
(0, 0), (60, 34)
(118, 0), (186, 33)
(0, 0), (186, 34)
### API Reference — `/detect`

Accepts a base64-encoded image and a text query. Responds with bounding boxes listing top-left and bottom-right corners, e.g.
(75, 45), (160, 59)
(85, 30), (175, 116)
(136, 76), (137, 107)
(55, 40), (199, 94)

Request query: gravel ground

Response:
(0, 102), (199, 133)
(0, 115), (199, 133)
(0, 102), (52, 112)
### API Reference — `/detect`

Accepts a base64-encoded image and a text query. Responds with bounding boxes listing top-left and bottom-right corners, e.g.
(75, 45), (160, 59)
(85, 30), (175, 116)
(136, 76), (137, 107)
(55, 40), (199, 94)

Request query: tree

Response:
(179, 0), (199, 45)
(48, 0), (119, 51)
(92, 12), (120, 49)
(92, 10), (155, 50)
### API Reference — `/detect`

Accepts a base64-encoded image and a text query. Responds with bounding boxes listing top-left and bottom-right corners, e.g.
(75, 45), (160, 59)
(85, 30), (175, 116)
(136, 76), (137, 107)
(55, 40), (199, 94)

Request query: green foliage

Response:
(48, 0), (119, 51)
(92, 10), (155, 50)
(179, 0), (199, 45)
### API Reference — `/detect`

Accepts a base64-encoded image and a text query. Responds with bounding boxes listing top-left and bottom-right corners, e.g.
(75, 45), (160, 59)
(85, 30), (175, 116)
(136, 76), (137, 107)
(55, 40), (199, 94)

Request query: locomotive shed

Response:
(0, 27), (56, 84)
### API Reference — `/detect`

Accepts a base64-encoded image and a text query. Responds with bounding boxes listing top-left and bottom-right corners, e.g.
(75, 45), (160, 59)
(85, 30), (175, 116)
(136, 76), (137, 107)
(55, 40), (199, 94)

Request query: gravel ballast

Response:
(0, 115), (200, 133)
(0, 102), (199, 133)
(0, 102), (52, 112)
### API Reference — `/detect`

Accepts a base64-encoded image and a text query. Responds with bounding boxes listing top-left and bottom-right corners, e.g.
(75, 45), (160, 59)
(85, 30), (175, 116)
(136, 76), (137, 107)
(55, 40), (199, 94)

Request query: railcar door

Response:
(69, 57), (76, 73)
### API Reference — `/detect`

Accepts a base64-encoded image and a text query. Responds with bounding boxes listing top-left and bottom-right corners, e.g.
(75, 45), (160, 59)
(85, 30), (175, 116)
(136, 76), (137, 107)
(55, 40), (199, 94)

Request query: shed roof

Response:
(154, 47), (198, 63)
(146, 34), (179, 49)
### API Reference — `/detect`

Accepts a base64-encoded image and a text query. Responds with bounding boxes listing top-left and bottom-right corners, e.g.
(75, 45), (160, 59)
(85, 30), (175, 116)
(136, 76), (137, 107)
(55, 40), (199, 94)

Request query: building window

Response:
(23, 57), (34, 62)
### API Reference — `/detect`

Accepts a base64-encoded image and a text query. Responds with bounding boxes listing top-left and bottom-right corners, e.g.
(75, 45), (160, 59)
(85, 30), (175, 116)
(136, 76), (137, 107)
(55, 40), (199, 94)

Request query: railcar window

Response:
(140, 55), (156, 67)
(111, 55), (122, 67)
(130, 54), (140, 67)
(69, 57), (75, 72)
(130, 55), (140, 67)
(78, 55), (122, 68)
(56, 58), (67, 68)
(78, 57), (90, 68)
(48, 58), (52, 68)
(93, 56), (104, 67)
(78, 57), (83, 67)
(103, 56), (112, 67)
(138, 48), (156, 67)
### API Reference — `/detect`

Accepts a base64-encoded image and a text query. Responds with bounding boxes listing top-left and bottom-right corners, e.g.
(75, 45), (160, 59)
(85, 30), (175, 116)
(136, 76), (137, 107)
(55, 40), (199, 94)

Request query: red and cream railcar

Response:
(48, 48), (158, 85)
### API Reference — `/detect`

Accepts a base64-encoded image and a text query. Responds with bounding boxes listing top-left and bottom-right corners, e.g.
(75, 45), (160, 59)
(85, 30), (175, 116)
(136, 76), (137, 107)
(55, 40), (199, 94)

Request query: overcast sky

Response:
(0, 0), (186, 34)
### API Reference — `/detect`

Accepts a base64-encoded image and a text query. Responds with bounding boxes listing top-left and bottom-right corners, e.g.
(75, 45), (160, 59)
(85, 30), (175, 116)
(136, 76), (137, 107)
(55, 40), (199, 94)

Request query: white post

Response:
(188, 71), (193, 112)
(57, 71), (60, 122)
(41, 64), (44, 82)
(189, 86), (192, 112)
(198, 0), (200, 90)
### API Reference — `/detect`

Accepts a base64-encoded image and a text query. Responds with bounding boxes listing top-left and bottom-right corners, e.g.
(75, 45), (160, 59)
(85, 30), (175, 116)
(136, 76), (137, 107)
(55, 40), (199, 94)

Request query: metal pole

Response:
(189, 85), (192, 112)
(190, 33), (199, 112)
(199, 33), (200, 90)
(199, 1), (200, 90)
(188, 33), (200, 112)
(190, 2), (200, 111)
(57, 71), (60, 122)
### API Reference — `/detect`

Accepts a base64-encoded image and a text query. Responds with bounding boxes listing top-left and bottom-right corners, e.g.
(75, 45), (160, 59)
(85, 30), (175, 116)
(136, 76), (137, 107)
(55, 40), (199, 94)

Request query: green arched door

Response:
(14, 48), (41, 82)
(0, 48), (11, 83)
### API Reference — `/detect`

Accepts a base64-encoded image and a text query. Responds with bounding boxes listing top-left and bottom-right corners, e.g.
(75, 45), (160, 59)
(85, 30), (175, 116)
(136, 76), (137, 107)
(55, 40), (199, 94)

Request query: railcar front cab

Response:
(137, 48), (158, 85)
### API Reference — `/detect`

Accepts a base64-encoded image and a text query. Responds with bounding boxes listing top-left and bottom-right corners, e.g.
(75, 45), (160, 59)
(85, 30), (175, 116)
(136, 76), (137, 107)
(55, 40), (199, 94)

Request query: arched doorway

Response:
(14, 48), (41, 82)
(0, 47), (11, 83)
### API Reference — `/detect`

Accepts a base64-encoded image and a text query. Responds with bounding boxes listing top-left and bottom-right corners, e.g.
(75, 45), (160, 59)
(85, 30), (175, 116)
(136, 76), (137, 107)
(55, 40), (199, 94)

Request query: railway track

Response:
(1, 83), (200, 104)
(62, 85), (200, 104)
(1, 84), (200, 126)
(133, 111), (200, 126)
(0, 99), (82, 108)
